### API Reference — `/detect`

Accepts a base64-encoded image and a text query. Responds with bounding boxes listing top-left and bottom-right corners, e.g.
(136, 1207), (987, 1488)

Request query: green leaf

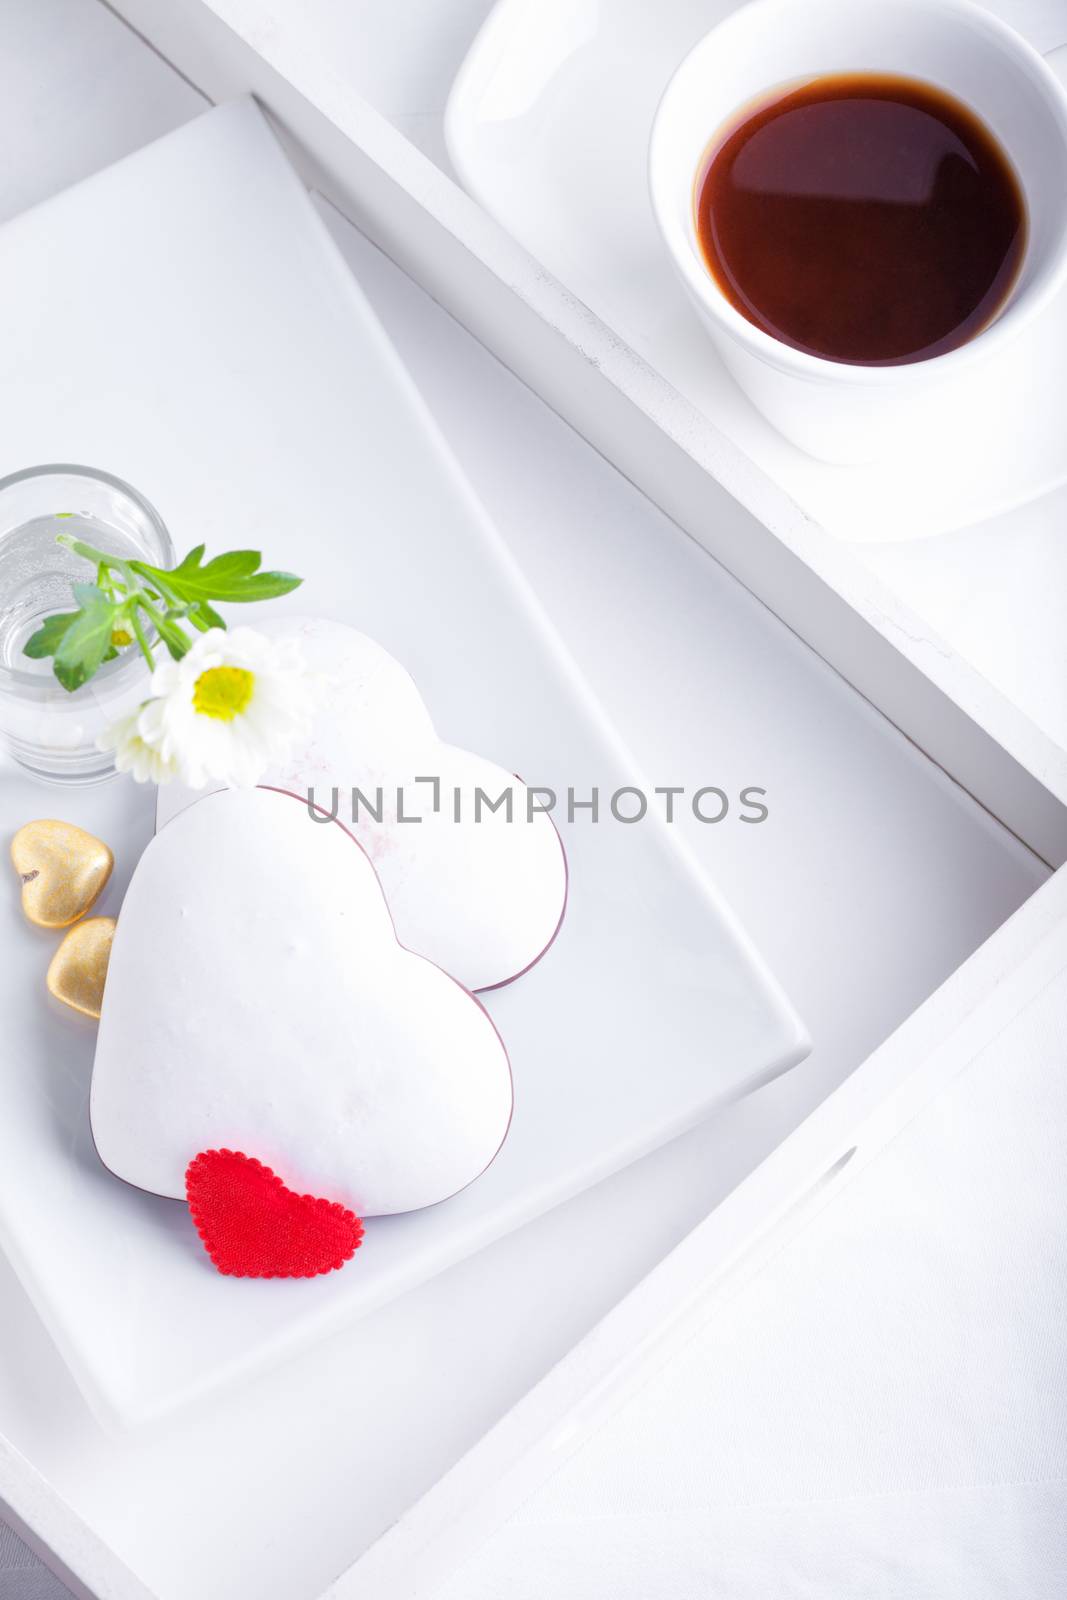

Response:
(27, 538), (299, 691)
(132, 547), (302, 604)
(23, 610), (80, 659)
(193, 600), (226, 631)
(52, 585), (121, 691)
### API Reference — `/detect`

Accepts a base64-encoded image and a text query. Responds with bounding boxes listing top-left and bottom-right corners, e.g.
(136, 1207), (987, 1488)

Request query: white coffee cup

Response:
(649, 0), (1067, 463)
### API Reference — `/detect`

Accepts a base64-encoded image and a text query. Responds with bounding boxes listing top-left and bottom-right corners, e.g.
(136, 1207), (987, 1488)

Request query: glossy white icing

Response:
(92, 788), (513, 1215)
(156, 618), (567, 991)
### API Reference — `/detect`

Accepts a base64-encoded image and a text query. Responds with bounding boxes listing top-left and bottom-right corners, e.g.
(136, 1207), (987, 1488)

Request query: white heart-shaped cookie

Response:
(92, 788), (513, 1216)
(156, 618), (567, 993)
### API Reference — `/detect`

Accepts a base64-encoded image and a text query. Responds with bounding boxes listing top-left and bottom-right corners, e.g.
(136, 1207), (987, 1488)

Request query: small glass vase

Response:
(0, 465), (174, 785)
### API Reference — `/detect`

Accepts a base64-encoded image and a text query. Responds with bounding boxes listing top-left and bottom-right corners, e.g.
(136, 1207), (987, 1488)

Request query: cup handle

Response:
(1044, 42), (1067, 87)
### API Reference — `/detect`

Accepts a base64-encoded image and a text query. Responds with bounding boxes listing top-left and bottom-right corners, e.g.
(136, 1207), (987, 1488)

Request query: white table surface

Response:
(0, 2), (1052, 1597)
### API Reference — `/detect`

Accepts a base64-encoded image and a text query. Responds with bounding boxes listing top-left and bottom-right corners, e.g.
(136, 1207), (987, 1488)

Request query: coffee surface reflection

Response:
(695, 73), (1026, 365)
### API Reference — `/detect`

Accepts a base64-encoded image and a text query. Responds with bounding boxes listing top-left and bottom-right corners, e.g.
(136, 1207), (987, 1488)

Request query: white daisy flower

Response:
(97, 705), (182, 786)
(100, 627), (315, 789)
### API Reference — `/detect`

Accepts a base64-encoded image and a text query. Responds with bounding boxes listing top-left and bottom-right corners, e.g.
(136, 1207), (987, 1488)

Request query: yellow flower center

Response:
(110, 628), (133, 649)
(192, 665), (255, 722)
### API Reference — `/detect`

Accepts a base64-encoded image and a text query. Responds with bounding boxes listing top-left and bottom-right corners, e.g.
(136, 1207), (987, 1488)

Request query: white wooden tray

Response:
(107, 0), (1067, 867)
(350, 859), (1067, 1599)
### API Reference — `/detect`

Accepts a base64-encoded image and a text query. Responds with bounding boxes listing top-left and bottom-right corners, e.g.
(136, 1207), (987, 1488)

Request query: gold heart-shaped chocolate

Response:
(47, 917), (116, 1019)
(11, 820), (113, 929)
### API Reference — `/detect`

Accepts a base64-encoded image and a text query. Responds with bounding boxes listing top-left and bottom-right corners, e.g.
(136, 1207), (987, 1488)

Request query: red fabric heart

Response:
(186, 1149), (364, 1278)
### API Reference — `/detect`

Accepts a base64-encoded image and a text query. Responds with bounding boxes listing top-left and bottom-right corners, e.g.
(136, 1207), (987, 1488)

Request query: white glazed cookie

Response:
(156, 617), (567, 992)
(91, 788), (513, 1216)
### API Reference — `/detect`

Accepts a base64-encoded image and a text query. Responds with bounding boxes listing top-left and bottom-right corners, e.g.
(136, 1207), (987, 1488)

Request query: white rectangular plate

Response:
(0, 98), (807, 1428)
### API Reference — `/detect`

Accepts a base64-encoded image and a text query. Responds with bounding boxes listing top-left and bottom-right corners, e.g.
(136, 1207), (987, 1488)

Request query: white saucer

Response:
(445, 0), (1067, 545)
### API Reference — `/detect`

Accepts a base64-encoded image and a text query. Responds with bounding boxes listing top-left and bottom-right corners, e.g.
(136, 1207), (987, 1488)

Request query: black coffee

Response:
(695, 73), (1026, 365)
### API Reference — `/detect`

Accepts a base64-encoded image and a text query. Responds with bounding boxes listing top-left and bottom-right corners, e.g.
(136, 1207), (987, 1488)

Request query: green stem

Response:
(127, 560), (212, 632)
(129, 559), (176, 602)
(57, 531), (194, 661)
(126, 606), (156, 671)
(134, 593), (166, 630)
(136, 569), (201, 628)
(135, 593), (192, 659)
(57, 533), (137, 589)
